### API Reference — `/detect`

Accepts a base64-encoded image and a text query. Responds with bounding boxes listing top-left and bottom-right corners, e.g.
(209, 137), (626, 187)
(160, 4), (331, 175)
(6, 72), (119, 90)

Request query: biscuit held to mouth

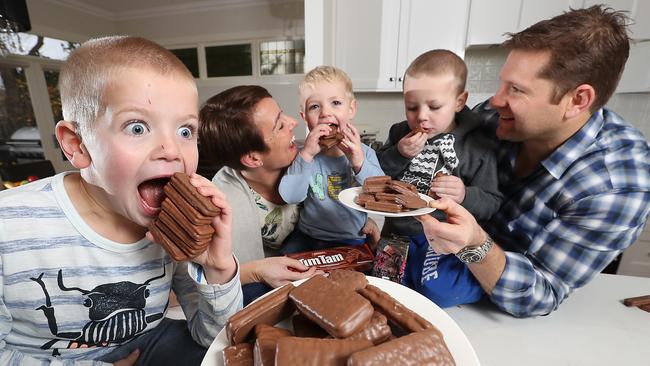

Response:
(319, 124), (344, 149)
(149, 172), (220, 261)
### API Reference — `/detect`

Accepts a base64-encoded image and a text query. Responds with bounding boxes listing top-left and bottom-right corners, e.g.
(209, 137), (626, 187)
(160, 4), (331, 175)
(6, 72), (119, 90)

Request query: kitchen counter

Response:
(445, 274), (650, 366)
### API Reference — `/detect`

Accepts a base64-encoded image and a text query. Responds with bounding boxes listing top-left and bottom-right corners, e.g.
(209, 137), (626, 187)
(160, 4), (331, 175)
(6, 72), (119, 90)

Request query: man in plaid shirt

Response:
(418, 6), (650, 317)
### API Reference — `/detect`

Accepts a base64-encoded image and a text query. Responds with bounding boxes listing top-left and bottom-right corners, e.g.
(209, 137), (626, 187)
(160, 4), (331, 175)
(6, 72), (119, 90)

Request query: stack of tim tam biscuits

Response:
(223, 270), (456, 365)
(149, 172), (220, 261)
(356, 176), (428, 213)
(319, 124), (344, 149)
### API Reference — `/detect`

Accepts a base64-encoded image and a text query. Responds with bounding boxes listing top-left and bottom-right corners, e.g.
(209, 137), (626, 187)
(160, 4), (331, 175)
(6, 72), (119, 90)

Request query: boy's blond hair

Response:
(298, 66), (355, 111)
(59, 36), (194, 138)
(404, 49), (467, 95)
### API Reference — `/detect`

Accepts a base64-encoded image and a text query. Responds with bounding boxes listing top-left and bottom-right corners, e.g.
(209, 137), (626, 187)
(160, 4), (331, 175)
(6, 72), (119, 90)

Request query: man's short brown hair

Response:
(59, 36), (194, 138)
(503, 5), (631, 112)
(199, 85), (272, 170)
(404, 49), (467, 95)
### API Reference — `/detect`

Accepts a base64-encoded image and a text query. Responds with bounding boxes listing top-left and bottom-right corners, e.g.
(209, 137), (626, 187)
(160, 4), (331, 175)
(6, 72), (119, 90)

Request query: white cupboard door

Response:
(519, 0), (576, 30)
(333, 0), (401, 90)
(616, 41), (650, 92)
(466, 0), (521, 46)
(397, 0), (470, 77)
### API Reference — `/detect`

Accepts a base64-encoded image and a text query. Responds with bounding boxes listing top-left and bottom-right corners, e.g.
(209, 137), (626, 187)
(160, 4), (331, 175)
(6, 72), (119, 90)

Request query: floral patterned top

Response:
(251, 188), (299, 249)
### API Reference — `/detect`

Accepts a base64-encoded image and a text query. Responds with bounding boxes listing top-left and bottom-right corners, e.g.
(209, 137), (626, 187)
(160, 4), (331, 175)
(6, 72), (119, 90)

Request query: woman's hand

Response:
(429, 175), (466, 204)
(414, 197), (486, 254)
(397, 131), (428, 159)
(252, 256), (323, 288)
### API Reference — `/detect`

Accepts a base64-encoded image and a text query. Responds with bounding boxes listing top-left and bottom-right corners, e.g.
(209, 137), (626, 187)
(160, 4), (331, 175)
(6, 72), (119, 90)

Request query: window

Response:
(14, 33), (79, 60)
(170, 48), (199, 78)
(260, 39), (304, 75)
(205, 44), (252, 77)
(0, 65), (41, 166)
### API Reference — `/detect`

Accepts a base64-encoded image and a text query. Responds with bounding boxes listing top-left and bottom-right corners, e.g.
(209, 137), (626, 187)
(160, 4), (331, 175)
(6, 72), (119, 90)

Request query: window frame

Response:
(167, 37), (305, 81)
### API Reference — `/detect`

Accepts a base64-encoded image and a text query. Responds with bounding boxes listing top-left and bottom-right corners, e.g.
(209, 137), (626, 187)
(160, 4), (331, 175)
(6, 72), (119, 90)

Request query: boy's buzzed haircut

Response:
(59, 36), (194, 138)
(503, 5), (630, 111)
(404, 49), (467, 95)
(299, 66), (355, 111)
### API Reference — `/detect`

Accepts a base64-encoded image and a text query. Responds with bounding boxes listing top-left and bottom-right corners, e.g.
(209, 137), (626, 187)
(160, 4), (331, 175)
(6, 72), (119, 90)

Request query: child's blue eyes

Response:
(126, 121), (148, 135)
(124, 121), (195, 139)
(177, 126), (193, 138)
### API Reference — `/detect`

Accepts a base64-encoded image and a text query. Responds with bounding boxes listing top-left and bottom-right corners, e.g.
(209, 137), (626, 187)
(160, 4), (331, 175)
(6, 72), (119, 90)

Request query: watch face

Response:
(458, 249), (483, 263)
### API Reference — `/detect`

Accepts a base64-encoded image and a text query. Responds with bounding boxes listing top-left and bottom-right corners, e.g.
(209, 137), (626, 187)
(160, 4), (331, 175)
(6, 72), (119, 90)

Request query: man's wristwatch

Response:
(455, 234), (493, 264)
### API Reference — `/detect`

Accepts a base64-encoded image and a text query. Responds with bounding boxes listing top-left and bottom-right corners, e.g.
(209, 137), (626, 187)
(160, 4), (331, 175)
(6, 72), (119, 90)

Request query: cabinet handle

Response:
(389, 77), (395, 82)
(398, 77), (403, 82)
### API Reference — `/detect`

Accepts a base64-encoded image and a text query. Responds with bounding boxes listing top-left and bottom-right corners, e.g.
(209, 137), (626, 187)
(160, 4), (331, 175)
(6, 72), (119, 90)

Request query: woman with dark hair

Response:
(199, 85), (319, 303)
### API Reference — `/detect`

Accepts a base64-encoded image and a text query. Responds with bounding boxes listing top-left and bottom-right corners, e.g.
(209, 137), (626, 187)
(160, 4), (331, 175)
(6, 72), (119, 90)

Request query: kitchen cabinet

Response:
(306, 0), (470, 92)
(616, 41), (650, 93)
(467, 0), (650, 46)
(467, 0), (577, 46)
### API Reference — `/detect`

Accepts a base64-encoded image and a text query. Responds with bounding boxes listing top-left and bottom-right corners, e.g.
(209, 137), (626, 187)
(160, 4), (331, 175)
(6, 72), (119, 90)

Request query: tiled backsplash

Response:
(354, 48), (649, 144)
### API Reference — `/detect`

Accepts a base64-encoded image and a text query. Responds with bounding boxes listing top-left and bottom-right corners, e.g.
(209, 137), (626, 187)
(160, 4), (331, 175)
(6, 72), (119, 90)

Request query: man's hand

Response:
(114, 349), (140, 366)
(429, 175), (466, 204)
(338, 124), (365, 173)
(414, 197), (486, 254)
(397, 131), (428, 159)
(300, 124), (332, 162)
(252, 257), (322, 288)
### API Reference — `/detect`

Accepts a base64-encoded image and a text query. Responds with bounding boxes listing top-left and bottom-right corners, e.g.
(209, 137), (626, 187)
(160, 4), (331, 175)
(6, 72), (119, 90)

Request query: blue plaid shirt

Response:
(482, 107), (650, 317)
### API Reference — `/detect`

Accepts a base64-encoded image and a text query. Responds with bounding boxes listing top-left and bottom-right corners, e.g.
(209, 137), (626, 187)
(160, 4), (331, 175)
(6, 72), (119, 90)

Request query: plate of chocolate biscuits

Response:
(338, 176), (436, 217)
(201, 273), (479, 366)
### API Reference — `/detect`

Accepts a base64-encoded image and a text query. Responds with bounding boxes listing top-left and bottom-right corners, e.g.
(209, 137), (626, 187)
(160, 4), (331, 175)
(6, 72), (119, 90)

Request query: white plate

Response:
(338, 186), (435, 217)
(201, 276), (480, 366)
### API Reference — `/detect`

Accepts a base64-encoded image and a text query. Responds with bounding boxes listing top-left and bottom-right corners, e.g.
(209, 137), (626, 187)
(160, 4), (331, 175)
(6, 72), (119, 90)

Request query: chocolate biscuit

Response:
(291, 313), (330, 338)
(153, 216), (209, 259)
(395, 194), (428, 209)
(168, 172), (220, 216)
(275, 337), (372, 366)
(223, 343), (254, 366)
(355, 193), (375, 206)
(359, 284), (435, 334)
(344, 311), (392, 345)
(328, 269), (368, 292)
(226, 283), (295, 345)
(623, 294), (650, 307)
(365, 200), (402, 213)
(253, 324), (292, 366)
(347, 329), (456, 366)
(289, 275), (374, 338)
(364, 176), (392, 185)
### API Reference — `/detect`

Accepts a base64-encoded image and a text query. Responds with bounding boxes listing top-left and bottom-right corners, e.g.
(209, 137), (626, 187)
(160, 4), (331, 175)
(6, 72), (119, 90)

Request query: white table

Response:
(445, 274), (650, 366)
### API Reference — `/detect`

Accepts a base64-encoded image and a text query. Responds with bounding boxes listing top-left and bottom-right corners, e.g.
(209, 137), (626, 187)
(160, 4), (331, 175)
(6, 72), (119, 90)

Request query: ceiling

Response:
(56, 0), (296, 20)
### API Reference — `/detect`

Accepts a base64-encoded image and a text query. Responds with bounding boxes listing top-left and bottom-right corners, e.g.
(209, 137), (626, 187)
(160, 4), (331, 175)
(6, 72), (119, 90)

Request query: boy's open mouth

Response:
(138, 177), (170, 210)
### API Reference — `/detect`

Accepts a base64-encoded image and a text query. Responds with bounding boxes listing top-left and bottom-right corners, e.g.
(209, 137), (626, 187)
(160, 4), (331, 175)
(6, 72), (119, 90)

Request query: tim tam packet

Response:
(287, 244), (374, 272)
(372, 235), (410, 283)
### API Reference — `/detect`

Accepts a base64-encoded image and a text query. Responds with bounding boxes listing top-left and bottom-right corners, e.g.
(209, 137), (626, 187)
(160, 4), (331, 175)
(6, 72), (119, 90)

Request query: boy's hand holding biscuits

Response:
(148, 172), (236, 285)
(338, 124), (365, 173)
(397, 129), (428, 159)
(300, 124), (334, 162)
